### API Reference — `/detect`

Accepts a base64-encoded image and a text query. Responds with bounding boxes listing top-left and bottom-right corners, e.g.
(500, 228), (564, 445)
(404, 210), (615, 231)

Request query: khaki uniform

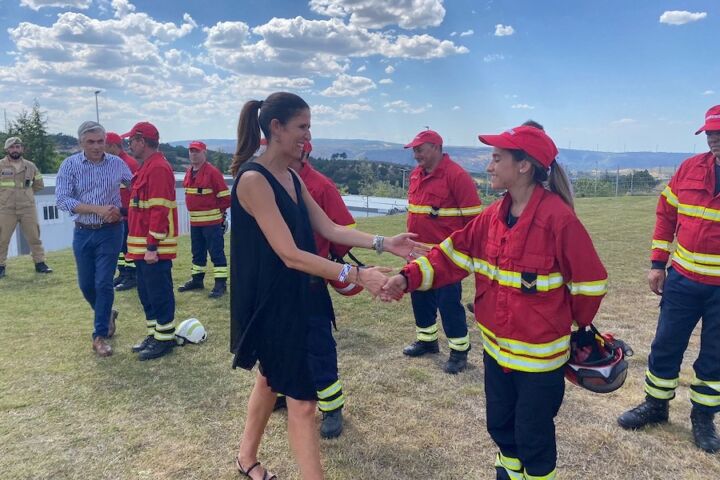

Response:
(0, 156), (46, 265)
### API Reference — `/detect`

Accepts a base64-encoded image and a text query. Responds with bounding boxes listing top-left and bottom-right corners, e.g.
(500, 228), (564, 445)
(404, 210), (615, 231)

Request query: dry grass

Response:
(1, 196), (718, 479)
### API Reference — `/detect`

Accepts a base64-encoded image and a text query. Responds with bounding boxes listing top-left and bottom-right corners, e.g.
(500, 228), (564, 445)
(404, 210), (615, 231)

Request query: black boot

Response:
(113, 270), (124, 287)
(403, 339), (439, 357)
(208, 278), (227, 298)
(178, 274), (204, 292)
(115, 271), (137, 291)
(617, 397), (669, 429)
(138, 337), (175, 361)
(466, 302), (475, 314)
(444, 349), (469, 374)
(495, 467), (511, 480)
(35, 262), (53, 273)
(0, 265), (5, 279)
(273, 395), (287, 412)
(320, 409), (344, 439)
(131, 335), (154, 353)
(691, 407), (720, 453)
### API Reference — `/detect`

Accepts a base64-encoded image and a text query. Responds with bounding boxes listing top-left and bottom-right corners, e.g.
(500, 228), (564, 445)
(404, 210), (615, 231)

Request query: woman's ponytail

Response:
(231, 100), (263, 177)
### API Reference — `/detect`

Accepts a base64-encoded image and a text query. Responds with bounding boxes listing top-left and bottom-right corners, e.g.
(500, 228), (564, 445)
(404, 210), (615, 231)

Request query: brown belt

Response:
(75, 221), (121, 230)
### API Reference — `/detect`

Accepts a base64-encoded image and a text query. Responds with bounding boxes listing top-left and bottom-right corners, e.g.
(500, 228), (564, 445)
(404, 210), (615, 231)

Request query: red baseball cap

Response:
(478, 126), (558, 169)
(695, 105), (720, 135)
(404, 130), (443, 149)
(121, 121), (159, 141)
(105, 132), (122, 145)
(189, 140), (206, 151)
(303, 141), (312, 154)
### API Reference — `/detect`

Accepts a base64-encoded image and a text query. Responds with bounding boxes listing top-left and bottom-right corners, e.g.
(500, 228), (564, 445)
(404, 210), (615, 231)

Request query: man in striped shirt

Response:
(56, 121), (133, 357)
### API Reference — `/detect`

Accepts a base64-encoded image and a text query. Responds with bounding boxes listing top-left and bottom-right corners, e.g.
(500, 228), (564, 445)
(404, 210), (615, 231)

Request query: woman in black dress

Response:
(230, 92), (426, 480)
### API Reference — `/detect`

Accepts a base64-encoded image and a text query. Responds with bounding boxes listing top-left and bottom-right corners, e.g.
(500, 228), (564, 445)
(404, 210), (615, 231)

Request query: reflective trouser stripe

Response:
(146, 320), (156, 336)
(191, 264), (207, 275)
(690, 390), (720, 407)
(317, 381), (344, 412)
(448, 334), (470, 352)
(117, 252), (126, 268)
(644, 370), (678, 400)
(124, 258), (135, 269)
(495, 453), (523, 480)
(416, 324), (438, 342)
(154, 321), (176, 341)
(213, 265), (229, 279)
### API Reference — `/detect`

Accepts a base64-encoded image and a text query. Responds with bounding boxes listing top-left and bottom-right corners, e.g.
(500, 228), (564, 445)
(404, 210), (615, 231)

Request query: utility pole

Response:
(94, 90), (101, 123)
(615, 166), (620, 196)
(594, 159), (599, 196)
(3, 109), (7, 132)
(630, 170), (634, 195)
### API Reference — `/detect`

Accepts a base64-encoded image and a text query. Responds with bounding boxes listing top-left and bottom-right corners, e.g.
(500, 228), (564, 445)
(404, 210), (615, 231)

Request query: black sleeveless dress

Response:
(230, 162), (318, 400)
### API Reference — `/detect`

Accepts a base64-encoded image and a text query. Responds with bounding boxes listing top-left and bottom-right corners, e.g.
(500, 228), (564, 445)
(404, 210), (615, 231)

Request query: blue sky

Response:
(0, 0), (716, 153)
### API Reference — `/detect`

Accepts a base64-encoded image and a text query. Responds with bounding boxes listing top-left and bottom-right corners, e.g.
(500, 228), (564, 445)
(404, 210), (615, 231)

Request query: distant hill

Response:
(169, 138), (695, 174)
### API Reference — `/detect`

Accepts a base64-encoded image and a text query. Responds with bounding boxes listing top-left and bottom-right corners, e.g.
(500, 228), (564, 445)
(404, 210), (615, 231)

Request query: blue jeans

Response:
(72, 224), (122, 338)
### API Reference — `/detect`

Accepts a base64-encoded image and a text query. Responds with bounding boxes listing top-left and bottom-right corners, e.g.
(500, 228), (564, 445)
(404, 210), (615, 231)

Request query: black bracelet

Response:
(399, 270), (410, 292)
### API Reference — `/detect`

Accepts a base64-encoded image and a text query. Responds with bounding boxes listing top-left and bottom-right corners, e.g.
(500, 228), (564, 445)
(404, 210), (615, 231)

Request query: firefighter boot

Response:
(131, 335), (154, 353)
(208, 278), (227, 298)
(113, 271), (124, 287)
(138, 337), (175, 361)
(0, 265), (5, 279)
(178, 274), (204, 292)
(115, 270), (137, 291)
(691, 407), (720, 453)
(35, 262), (53, 273)
(320, 409), (343, 439)
(617, 397), (669, 429)
(403, 339), (440, 357)
(444, 348), (469, 374)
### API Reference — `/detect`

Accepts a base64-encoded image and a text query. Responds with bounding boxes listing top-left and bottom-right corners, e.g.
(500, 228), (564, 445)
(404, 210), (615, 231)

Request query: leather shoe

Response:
(35, 262), (53, 273)
(107, 309), (119, 338)
(92, 337), (113, 357)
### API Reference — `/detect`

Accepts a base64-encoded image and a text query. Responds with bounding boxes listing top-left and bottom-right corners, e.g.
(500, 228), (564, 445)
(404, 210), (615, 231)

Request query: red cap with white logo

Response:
(478, 126), (558, 169)
(695, 105), (720, 135)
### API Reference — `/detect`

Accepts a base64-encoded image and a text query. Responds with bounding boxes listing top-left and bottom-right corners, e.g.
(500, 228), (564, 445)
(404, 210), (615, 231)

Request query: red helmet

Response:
(565, 325), (633, 394)
(328, 278), (364, 296)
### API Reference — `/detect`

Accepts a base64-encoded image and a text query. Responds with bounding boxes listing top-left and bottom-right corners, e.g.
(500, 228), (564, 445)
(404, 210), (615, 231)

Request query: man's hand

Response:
(381, 274), (407, 302)
(648, 268), (666, 295)
(144, 249), (159, 264)
(356, 266), (392, 298)
(96, 205), (121, 223)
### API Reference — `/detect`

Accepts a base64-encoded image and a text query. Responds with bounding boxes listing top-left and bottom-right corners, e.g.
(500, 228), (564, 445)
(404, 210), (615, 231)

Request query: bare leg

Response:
(287, 397), (324, 480)
(238, 371), (276, 479)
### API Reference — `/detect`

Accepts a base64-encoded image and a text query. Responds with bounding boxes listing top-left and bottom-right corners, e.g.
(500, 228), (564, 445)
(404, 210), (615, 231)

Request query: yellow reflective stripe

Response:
(460, 205), (483, 216)
(661, 185), (678, 208)
(672, 252), (720, 277)
(191, 264), (207, 273)
(127, 236), (177, 245)
(692, 375), (720, 393)
(495, 453), (522, 472)
(189, 209), (221, 216)
(524, 468), (557, 480)
(474, 257), (565, 292)
(652, 240), (671, 252)
(317, 381), (342, 399)
(213, 266), (229, 278)
(127, 246), (178, 255)
(149, 230), (167, 240)
(216, 189), (231, 198)
(448, 334), (470, 351)
(414, 256), (435, 291)
(154, 331), (176, 341)
(136, 198), (177, 208)
(184, 187), (214, 195)
(567, 279), (608, 296)
(479, 323), (570, 358)
(155, 322), (176, 332)
(676, 243), (720, 266)
(646, 370), (679, 389)
(644, 384), (675, 400)
(482, 332), (569, 372)
(0, 181), (15, 187)
(189, 214), (223, 222)
(678, 202), (720, 223)
(318, 395), (345, 412)
(408, 203), (467, 217)
(416, 323), (438, 341)
(346, 223), (357, 229)
(690, 390), (720, 407)
(439, 238), (473, 273)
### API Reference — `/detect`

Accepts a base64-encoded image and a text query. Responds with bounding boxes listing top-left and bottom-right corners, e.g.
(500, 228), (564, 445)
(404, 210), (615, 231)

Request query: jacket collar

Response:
(495, 184), (547, 259)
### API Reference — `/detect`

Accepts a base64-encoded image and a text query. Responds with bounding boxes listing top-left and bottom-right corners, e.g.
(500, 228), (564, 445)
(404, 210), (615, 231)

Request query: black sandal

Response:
(236, 456), (277, 480)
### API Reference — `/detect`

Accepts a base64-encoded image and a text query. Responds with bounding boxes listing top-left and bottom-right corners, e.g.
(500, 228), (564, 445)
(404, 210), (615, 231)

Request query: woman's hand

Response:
(380, 274), (407, 302)
(383, 233), (431, 261)
(356, 266), (393, 298)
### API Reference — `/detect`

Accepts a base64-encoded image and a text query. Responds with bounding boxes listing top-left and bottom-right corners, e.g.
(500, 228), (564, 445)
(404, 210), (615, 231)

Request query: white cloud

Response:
(459, 29), (474, 37)
(610, 118), (637, 126)
(494, 24), (514, 36)
(703, 90), (716, 95)
(384, 99), (430, 114)
(450, 31), (457, 37)
(379, 78), (393, 84)
(111, 0), (135, 17)
(321, 74), (376, 96)
(385, 65), (395, 74)
(309, 0), (446, 29)
(20, 0), (91, 10)
(203, 21), (252, 48)
(511, 103), (534, 110)
(356, 65), (366, 72)
(452, 105), (460, 110)
(483, 53), (504, 63)
(659, 11), (707, 25)
(312, 102), (374, 124)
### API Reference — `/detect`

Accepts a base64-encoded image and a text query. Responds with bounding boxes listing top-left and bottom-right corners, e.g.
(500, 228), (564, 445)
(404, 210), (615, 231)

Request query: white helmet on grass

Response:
(175, 318), (207, 345)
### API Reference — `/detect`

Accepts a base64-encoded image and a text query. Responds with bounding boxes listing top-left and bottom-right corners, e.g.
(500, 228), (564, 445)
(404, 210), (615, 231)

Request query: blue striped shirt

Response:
(56, 151), (133, 224)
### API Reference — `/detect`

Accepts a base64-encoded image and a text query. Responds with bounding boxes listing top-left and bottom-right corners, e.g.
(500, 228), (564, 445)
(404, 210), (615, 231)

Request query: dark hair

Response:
(522, 119), (545, 131)
(231, 92), (310, 176)
(145, 138), (159, 149)
(510, 149), (574, 209)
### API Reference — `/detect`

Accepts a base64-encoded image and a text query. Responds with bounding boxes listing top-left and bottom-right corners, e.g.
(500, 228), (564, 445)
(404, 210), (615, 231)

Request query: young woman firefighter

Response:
(383, 125), (609, 480)
(229, 91), (427, 480)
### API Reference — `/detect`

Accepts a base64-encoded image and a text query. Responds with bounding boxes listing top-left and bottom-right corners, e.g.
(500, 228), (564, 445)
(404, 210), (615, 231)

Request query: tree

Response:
(6, 101), (58, 173)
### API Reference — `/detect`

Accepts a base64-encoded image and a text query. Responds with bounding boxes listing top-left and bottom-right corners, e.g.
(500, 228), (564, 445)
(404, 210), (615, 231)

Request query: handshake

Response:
(95, 205), (122, 223)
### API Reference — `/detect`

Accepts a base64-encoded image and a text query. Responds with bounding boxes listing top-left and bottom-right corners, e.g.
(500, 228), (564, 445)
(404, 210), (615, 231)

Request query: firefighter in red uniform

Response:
(384, 126), (608, 479)
(402, 130), (482, 374)
(618, 106), (720, 453)
(105, 132), (139, 291)
(178, 141), (231, 298)
(122, 122), (179, 361)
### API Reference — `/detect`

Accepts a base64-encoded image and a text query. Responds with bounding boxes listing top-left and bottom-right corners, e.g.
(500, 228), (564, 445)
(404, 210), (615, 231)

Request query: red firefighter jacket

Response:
(403, 185), (608, 372)
(118, 151), (139, 212)
(182, 161), (231, 227)
(298, 161), (355, 259)
(652, 152), (720, 285)
(407, 154), (482, 245)
(127, 151), (178, 260)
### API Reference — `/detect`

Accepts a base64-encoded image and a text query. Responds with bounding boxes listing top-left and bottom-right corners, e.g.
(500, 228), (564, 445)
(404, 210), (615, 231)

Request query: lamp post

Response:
(94, 90), (101, 123)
